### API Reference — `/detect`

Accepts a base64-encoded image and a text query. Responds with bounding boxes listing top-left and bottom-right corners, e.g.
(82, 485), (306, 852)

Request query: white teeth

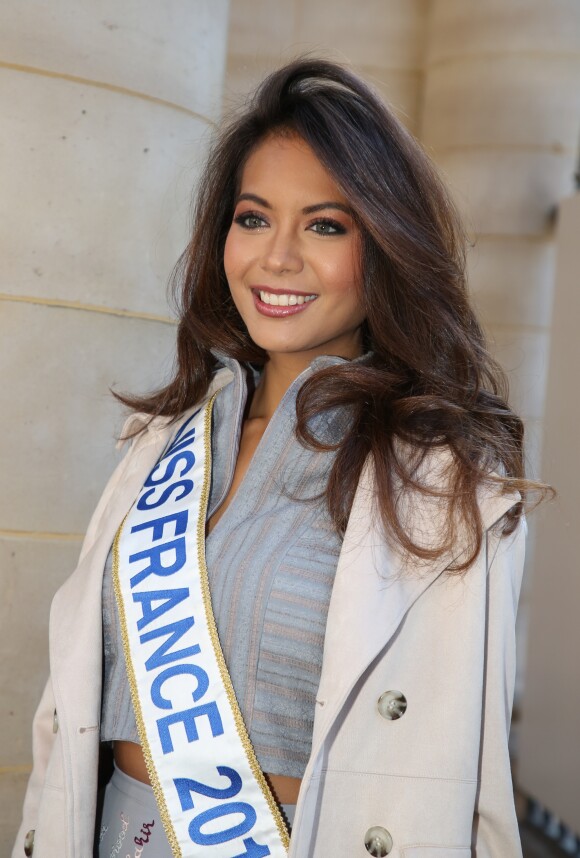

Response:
(258, 290), (317, 306)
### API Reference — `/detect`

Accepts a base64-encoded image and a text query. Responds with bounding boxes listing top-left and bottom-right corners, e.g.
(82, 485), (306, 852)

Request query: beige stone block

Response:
(0, 770), (30, 856)
(522, 418), (545, 485)
(0, 0), (229, 119)
(427, 0), (580, 63)
(295, 0), (429, 69)
(224, 53), (285, 108)
(518, 195), (580, 832)
(227, 1), (298, 59)
(0, 537), (82, 765)
(228, 0), (429, 70)
(422, 56), (580, 150)
(467, 238), (556, 328)
(0, 301), (175, 533)
(0, 69), (211, 317)
(225, 55), (422, 133)
(434, 151), (576, 236)
(358, 66), (422, 132)
(514, 435), (545, 705)
(515, 595), (531, 703)
(487, 327), (550, 421)
(225, 0), (429, 114)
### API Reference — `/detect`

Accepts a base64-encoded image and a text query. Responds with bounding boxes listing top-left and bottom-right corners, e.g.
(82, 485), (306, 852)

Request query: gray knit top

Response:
(101, 351), (356, 778)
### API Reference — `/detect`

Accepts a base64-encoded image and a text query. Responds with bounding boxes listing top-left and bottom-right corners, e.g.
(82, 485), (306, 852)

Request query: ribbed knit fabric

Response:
(101, 351), (358, 778)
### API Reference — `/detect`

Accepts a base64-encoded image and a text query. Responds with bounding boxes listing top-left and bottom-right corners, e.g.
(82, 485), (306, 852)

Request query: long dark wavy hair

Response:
(118, 57), (546, 570)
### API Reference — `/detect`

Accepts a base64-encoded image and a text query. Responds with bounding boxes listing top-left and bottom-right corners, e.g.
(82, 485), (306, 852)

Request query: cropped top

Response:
(101, 351), (357, 778)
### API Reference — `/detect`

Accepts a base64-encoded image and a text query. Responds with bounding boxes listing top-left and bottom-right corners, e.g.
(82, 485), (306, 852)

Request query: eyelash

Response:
(233, 211), (347, 235)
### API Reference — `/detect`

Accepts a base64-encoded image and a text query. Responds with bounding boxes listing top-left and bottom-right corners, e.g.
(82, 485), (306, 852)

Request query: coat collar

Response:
(116, 367), (235, 449)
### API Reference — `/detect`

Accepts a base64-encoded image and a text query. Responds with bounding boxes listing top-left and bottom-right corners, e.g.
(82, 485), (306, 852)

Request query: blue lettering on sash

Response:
(167, 411), (199, 453)
(173, 771), (272, 855)
(145, 450), (196, 487)
(138, 411), (199, 501)
(133, 588), (190, 631)
(189, 803), (257, 846)
(137, 479), (194, 511)
(141, 617), (200, 670)
(157, 701), (224, 753)
(131, 510), (188, 540)
(129, 537), (187, 587)
(151, 663), (210, 709)
(165, 423), (199, 458)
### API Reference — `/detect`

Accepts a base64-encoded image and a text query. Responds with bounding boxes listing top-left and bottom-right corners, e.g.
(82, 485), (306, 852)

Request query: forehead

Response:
(238, 134), (347, 204)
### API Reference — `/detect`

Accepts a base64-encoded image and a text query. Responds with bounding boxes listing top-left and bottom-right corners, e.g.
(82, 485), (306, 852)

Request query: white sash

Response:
(113, 393), (290, 858)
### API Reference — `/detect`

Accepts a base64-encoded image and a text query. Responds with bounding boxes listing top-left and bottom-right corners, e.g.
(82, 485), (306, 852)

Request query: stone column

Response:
(517, 192), (580, 835)
(226, 0), (429, 133)
(0, 1), (229, 849)
(420, 0), (580, 719)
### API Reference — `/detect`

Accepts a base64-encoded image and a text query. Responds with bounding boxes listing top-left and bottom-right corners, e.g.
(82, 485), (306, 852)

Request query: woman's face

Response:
(224, 133), (366, 362)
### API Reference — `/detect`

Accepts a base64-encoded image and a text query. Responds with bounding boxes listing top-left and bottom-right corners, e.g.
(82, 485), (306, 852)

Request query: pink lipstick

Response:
(251, 288), (318, 318)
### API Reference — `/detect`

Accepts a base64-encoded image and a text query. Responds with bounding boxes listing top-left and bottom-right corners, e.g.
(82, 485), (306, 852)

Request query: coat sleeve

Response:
(11, 679), (57, 857)
(473, 515), (527, 857)
(12, 437), (138, 856)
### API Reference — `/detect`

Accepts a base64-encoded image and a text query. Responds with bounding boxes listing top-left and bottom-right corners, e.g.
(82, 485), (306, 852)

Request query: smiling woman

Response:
(224, 133), (365, 358)
(14, 58), (549, 858)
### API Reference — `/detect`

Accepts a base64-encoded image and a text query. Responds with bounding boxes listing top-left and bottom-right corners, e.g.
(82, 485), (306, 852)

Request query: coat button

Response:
(53, 709), (59, 733)
(364, 826), (393, 856)
(24, 828), (35, 856)
(377, 690), (407, 720)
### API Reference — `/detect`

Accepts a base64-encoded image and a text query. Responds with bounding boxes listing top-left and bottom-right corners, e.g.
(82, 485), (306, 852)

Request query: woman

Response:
(14, 58), (539, 858)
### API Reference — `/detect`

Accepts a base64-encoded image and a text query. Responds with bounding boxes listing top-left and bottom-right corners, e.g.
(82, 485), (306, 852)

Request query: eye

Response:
(233, 211), (268, 230)
(308, 218), (346, 236)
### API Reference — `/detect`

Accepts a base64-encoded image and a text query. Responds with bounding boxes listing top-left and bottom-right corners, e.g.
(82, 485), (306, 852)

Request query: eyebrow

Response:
(235, 193), (353, 216)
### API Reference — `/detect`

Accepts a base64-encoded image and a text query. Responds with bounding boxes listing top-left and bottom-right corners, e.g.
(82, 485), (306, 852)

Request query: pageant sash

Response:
(113, 394), (290, 858)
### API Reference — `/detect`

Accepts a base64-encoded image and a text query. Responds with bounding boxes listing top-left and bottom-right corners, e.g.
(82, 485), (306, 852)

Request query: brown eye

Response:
(309, 218), (345, 235)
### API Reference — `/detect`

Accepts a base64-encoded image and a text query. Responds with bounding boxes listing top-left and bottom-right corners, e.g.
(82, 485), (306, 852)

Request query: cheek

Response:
(223, 229), (244, 283)
(319, 246), (361, 297)
(222, 231), (234, 279)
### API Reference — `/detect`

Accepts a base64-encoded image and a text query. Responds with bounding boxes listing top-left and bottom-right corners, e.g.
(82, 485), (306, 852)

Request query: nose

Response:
(259, 227), (304, 275)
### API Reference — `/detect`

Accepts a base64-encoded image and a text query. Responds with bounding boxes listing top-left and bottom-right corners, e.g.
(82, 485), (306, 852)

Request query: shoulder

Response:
(353, 443), (521, 564)
(391, 441), (520, 532)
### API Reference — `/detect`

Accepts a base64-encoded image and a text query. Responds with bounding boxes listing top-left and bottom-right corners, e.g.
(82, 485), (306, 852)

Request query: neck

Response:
(247, 355), (303, 421)
(248, 336), (364, 422)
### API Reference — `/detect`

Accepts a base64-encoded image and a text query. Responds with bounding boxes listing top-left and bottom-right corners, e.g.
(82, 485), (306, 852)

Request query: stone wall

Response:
(1, 0), (579, 849)
(0, 2), (229, 850)
(518, 194), (580, 834)
(225, 0), (429, 132)
(420, 0), (580, 709)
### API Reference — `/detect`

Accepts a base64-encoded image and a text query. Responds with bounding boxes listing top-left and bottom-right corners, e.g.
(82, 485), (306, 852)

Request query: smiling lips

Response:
(252, 287), (318, 317)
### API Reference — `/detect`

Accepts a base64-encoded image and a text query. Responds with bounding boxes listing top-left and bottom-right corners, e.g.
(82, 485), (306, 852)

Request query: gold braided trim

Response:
(198, 395), (290, 850)
(112, 517), (182, 858)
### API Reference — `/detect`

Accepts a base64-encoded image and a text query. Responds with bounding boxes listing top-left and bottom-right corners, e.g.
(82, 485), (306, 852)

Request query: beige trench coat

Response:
(13, 367), (526, 857)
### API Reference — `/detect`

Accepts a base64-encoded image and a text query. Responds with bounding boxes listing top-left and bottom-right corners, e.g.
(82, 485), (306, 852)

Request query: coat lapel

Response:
(49, 369), (236, 726)
(49, 435), (172, 725)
